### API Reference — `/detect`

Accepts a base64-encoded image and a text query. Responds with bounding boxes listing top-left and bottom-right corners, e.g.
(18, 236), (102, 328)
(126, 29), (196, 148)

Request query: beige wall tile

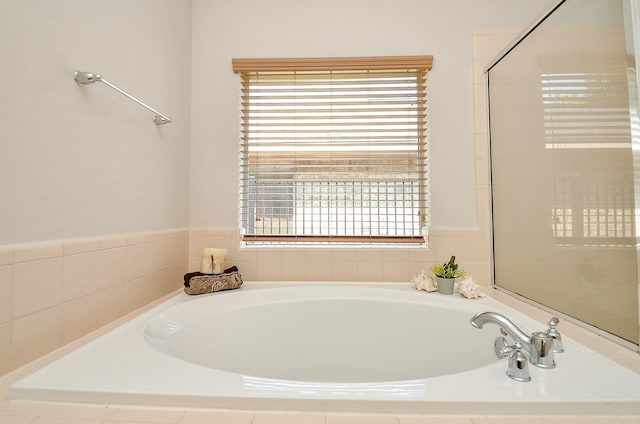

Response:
(408, 247), (435, 263)
(99, 248), (128, 290)
(331, 261), (358, 281)
(433, 234), (464, 263)
(11, 306), (61, 369)
(256, 249), (283, 262)
(282, 249), (306, 262)
(99, 235), (127, 250)
(306, 249), (333, 262)
(168, 236), (189, 268)
(13, 257), (63, 318)
(207, 235), (233, 253)
(408, 262), (428, 278)
(0, 229), (191, 377)
(306, 260), (333, 281)
(332, 249), (358, 262)
(189, 228), (210, 237)
(63, 237), (100, 256)
(189, 235), (208, 263)
(0, 246), (13, 266)
(13, 241), (63, 263)
(229, 246), (257, 264)
(149, 240), (169, 273)
(127, 243), (150, 282)
(282, 260), (306, 281)
(61, 294), (98, 344)
(383, 261), (409, 282)
(379, 249), (410, 262)
(62, 252), (99, 302)
(97, 284), (128, 326)
(356, 249), (386, 262)
(460, 235), (491, 263)
(188, 261), (200, 273)
(0, 265), (13, 323)
(256, 261), (282, 281)
(357, 261), (384, 282)
(126, 276), (152, 312)
(168, 264), (187, 292)
(127, 231), (154, 246)
(149, 270), (168, 298)
(0, 322), (10, 376)
(233, 261), (257, 281)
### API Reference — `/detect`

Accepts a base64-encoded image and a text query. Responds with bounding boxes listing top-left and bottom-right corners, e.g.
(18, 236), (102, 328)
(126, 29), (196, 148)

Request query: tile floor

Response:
(0, 401), (639, 424)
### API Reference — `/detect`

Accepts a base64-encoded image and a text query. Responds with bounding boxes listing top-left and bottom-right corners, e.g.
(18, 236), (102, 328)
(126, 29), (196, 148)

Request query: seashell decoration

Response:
(455, 276), (486, 299)
(411, 270), (438, 292)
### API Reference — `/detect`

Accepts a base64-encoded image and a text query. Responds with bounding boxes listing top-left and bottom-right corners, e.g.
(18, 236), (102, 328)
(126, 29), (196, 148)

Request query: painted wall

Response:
(189, 0), (552, 230)
(0, 0), (193, 244)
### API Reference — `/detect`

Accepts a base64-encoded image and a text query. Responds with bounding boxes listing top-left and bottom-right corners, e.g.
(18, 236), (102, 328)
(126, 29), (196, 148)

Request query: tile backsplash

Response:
(0, 229), (189, 376)
(187, 227), (492, 285)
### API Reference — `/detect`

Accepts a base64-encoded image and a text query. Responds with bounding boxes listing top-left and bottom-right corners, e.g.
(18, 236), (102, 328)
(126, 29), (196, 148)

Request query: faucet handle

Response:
(545, 317), (564, 353)
(506, 341), (531, 382)
(530, 331), (556, 368)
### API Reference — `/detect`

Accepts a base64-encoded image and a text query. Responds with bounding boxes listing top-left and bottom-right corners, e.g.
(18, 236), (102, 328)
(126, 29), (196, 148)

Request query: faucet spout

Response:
(470, 311), (531, 351)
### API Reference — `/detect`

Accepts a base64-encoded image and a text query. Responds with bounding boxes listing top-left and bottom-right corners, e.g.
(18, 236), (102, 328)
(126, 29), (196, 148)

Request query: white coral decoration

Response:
(455, 276), (486, 299)
(411, 270), (438, 292)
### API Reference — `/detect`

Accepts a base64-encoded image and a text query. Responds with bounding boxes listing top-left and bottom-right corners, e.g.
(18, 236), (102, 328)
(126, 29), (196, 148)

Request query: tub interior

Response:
(144, 286), (500, 383)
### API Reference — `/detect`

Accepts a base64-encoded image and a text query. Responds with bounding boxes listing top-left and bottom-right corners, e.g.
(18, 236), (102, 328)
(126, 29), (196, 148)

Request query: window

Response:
(232, 56), (433, 245)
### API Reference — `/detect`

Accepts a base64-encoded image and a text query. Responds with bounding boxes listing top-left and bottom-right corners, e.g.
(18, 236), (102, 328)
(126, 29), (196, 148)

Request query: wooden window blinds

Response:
(233, 56), (432, 244)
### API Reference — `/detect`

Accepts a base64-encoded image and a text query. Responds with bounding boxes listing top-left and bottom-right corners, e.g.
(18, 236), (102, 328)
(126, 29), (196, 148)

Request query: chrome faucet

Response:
(470, 311), (532, 352)
(470, 311), (558, 372)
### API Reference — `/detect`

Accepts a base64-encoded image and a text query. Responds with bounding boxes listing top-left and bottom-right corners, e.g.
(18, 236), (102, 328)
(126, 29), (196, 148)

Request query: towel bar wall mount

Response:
(74, 70), (172, 125)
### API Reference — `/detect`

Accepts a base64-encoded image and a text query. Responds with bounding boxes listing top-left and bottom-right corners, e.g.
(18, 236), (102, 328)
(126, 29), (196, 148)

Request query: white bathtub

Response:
(9, 282), (640, 414)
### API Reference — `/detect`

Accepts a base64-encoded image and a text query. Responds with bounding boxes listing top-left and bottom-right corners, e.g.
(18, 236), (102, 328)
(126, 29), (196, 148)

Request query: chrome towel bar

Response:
(74, 70), (172, 125)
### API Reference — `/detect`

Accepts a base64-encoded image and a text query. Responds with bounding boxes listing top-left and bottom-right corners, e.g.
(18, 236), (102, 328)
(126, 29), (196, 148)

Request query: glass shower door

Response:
(488, 0), (640, 345)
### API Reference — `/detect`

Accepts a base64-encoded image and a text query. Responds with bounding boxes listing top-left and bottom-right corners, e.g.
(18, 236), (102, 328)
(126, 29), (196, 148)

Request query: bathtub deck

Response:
(6, 282), (640, 415)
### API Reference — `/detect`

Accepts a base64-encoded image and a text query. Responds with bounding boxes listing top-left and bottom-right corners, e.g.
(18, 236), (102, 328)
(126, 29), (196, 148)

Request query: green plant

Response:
(430, 255), (467, 279)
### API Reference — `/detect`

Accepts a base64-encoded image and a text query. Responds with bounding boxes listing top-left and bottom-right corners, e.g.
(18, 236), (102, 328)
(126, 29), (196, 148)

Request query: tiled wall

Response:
(0, 229), (189, 376)
(188, 227), (492, 284)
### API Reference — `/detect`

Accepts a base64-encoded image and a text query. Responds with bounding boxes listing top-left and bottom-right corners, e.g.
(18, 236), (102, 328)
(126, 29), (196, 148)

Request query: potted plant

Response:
(430, 255), (467, 295)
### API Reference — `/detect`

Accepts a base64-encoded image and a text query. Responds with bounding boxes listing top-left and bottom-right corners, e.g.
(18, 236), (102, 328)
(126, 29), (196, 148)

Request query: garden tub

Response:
(9, 282), (640, 414)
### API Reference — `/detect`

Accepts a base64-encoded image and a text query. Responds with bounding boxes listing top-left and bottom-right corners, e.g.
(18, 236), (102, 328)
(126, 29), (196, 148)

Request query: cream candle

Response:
(200, 248), (227, 274)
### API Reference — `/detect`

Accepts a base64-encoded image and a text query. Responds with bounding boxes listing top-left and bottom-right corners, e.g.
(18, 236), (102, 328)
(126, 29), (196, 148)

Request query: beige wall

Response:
(0, 0), (193, 244)
(188, 0), (550, 230)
